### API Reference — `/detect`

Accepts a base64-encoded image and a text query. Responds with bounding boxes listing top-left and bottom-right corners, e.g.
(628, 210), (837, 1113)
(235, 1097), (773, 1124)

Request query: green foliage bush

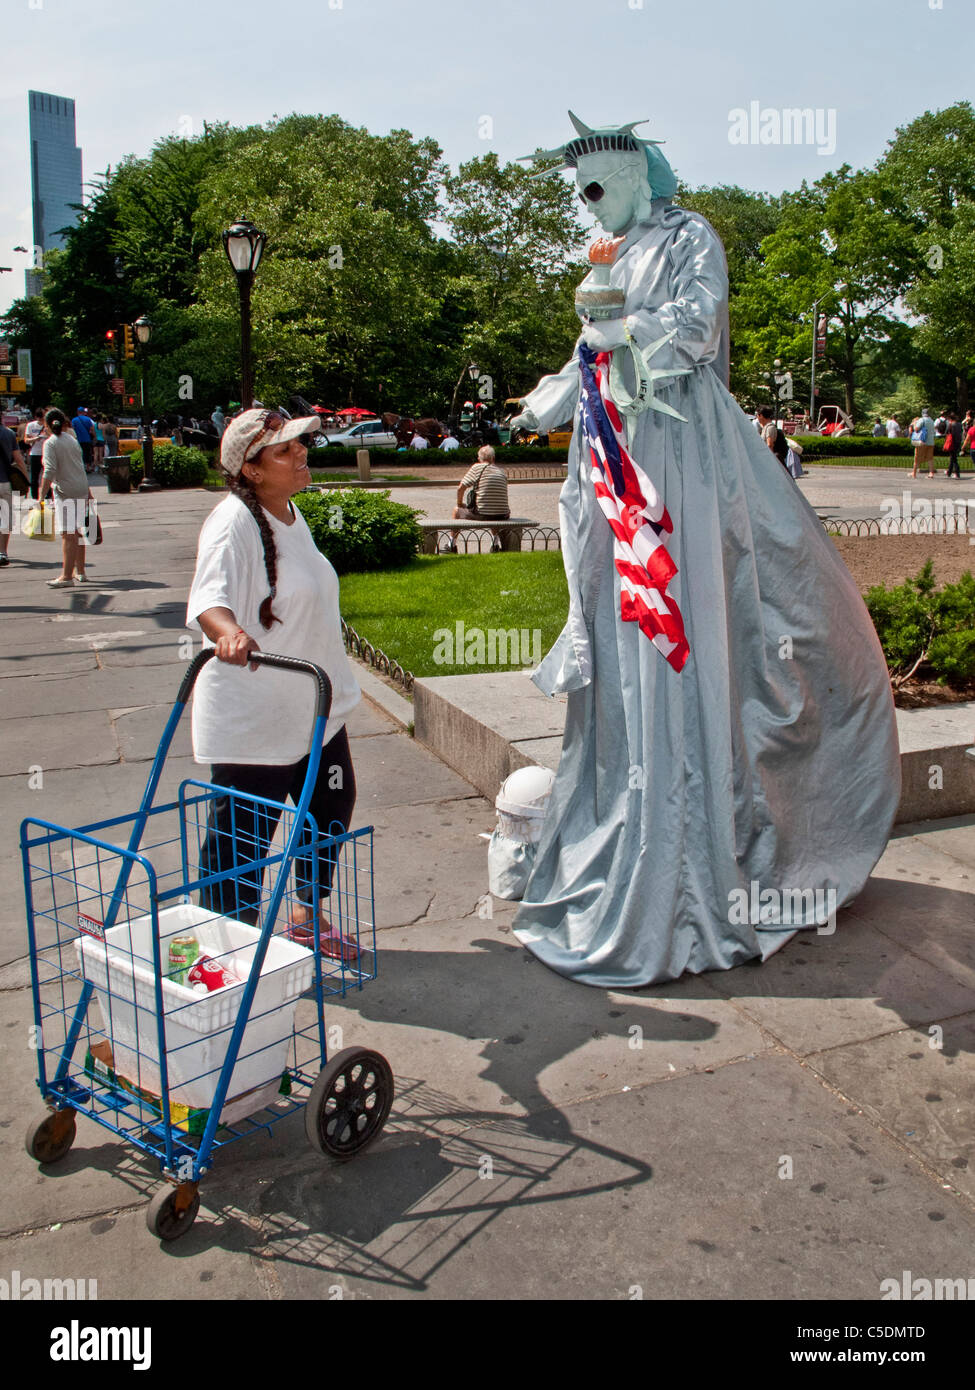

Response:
(865, 562), (975, 686)
(294, 488), (421, 574)
(128, 444), (209, 488)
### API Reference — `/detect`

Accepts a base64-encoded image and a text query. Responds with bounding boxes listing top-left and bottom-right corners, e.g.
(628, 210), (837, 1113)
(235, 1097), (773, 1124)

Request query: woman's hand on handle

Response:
(198, 606), (261, 669)
(214, 628), (261, 667)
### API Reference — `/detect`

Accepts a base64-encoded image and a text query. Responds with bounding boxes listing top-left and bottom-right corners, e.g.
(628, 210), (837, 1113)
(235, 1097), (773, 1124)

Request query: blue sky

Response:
(2, 0), (973, 317)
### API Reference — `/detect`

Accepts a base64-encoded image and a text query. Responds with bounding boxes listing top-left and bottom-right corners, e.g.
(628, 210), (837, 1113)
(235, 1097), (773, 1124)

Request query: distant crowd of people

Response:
(871, 408), (975, 478)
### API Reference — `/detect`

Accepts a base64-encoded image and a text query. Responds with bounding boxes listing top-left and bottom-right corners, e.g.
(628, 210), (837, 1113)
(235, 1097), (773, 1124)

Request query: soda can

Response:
(187, 955), (237, 992)
(168, 935), (200, 985)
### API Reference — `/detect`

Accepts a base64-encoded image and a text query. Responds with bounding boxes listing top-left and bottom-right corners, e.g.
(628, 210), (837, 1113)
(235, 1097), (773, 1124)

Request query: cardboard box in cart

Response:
(75, 904), (315, 1124)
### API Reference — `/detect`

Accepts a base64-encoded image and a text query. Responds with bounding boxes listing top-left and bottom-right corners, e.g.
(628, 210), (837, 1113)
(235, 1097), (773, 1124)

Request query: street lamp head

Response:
(222, 218), (268, 277)
(467, 362), (479, 382)
(134, 315), (153, 346)
(104, 359), (116, 376)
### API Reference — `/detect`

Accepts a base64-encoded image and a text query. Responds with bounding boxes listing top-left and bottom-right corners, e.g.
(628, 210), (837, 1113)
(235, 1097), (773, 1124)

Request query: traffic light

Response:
(105, 328), (115, 347)
(123, 324), (134, 360)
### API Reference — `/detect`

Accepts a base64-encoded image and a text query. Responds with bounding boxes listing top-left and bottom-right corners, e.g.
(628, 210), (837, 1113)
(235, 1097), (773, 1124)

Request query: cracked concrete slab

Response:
(806, 1015), (975, 1203)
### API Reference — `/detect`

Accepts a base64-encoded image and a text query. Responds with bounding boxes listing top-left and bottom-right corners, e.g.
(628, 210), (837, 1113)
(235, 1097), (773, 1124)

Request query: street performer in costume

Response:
(510, 113), (900, 988)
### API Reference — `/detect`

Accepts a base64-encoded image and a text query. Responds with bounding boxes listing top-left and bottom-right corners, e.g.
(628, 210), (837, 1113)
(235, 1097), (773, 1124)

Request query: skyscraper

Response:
(26, 91), (83, 297)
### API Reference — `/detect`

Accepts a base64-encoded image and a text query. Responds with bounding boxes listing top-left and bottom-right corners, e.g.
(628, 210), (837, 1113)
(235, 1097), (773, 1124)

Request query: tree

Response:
(442, 153), (587, 418)
(190, 115), (450, 411)
(733, 167), (916, 422)
(677, 183), (782, 398)
(876, 103), (975, 412)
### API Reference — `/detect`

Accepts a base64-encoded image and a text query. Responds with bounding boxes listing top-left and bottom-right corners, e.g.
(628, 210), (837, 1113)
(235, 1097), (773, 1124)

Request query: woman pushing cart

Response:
(22, 410), (392, 1241)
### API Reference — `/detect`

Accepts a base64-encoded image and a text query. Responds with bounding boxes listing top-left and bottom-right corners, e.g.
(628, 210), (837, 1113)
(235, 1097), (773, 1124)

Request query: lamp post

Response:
(222, 218), (267, 412)
(134, 315), (158, 492)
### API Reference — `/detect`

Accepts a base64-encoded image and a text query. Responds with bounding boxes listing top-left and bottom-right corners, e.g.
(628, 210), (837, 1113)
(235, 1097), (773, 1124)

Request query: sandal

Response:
(284, 919), (359, 963)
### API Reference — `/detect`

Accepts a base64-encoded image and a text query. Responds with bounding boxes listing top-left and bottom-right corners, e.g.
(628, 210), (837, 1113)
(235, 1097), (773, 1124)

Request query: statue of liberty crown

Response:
(521, 111), (677, 199)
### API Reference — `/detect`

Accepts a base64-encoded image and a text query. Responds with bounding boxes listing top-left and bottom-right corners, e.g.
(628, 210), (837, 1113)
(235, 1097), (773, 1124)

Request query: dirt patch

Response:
(831, 535), (974, 591)
(831, 536), (975, 706)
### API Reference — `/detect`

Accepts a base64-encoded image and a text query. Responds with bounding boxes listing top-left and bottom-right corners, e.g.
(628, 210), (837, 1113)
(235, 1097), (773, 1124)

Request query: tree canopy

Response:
(4, 102), (974, 426)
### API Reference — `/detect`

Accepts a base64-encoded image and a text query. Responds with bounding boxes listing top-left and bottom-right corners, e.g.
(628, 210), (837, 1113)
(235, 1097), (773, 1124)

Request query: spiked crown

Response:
(522, 111), (677, 199)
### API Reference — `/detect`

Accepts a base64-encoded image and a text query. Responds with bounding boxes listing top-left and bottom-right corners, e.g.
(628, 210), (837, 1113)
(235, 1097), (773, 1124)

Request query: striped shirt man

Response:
(460, 460), (509, 518)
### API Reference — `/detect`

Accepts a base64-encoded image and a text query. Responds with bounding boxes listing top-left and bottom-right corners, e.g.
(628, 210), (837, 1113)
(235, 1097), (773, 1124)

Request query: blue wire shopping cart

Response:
(21, 649), (393, 1242)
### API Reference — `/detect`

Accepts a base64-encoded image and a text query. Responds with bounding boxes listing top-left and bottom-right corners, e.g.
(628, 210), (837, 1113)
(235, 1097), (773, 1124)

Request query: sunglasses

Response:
(578, 165), (631, 205)
(243, 412), (294, 462)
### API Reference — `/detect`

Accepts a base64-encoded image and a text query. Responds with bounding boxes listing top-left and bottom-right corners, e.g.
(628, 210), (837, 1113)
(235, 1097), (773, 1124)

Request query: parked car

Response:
(115, 425), (173, 456)
(326, 419), (398, 449)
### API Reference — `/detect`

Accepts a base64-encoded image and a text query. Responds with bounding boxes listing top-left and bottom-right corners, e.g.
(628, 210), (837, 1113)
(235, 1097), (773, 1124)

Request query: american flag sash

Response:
(578, 342), (689, 672)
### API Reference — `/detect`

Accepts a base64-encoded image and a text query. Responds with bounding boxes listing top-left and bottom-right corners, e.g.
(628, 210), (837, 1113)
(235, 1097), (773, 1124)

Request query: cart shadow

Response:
(200, 1083), (652, 1289)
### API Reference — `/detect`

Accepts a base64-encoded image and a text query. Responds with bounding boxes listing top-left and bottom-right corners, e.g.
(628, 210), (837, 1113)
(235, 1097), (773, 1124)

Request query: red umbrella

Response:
(335, 406), (376, 418)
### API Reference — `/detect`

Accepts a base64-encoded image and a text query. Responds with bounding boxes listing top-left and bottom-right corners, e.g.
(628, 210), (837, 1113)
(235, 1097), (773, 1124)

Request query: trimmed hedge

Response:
(865, 562), (975, 686)
(307, 444), (571, 466)
(793, 434), (915, 459)
(293, 488), (422, 574)
(127, 444), (210, 487)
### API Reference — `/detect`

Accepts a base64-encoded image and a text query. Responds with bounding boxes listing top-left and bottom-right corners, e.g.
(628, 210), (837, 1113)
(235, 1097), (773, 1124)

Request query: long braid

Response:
(229, 475), (280, 630)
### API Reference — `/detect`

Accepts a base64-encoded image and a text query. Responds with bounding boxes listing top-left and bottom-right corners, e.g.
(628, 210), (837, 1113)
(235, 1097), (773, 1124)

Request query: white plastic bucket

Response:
(488, 766), (555, 900)
(75, 903), (314, 1115)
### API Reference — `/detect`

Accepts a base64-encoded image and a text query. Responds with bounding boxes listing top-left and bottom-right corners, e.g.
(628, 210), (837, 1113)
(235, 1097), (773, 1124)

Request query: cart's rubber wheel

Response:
(305, 1047), (394, 1161)
(146, 1183), (200, 1242)
(25, 1107), (77, 1165)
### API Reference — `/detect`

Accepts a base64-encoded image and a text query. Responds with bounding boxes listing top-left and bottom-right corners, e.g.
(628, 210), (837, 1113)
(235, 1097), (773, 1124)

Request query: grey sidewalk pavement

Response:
(1, 484), (973, 1301)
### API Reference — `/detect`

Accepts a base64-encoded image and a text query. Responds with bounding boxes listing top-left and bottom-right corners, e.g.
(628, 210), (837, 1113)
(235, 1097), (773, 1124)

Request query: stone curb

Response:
(414, 671), (975, 824)
(352, 658), (413, 730)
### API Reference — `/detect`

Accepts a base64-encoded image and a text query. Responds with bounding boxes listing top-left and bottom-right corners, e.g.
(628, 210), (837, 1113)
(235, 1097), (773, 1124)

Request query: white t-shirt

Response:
(186, 494), (360, 765)
(409, 434), (429, 449)
(26, 420), (45, 456)
(440, 436), (459, 451)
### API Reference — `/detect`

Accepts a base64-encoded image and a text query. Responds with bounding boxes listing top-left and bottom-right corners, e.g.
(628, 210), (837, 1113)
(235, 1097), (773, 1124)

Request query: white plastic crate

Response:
(75, 904), (314, 1114)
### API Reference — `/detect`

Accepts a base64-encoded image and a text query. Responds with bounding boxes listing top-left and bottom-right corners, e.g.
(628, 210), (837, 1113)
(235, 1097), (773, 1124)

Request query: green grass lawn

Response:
(339, 552), (569, 678)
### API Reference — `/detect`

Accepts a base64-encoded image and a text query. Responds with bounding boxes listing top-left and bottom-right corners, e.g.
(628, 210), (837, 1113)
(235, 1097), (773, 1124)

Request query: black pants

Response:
(946, 449), (960, 479)
(200, 728), (356, 925)
(30, 457), (43, 499)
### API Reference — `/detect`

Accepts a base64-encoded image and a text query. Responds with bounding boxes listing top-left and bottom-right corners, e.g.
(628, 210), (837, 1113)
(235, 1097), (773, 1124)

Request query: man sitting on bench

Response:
(452, 446), (510, 551)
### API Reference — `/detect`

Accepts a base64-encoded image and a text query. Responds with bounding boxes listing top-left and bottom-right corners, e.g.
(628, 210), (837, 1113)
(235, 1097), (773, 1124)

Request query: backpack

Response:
(770, 425), (789, 465)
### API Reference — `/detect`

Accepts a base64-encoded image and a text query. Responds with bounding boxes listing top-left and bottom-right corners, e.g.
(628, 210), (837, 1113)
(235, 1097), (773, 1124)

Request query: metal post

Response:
(238, 273), (254, 411)
(809, 298), (818, 423)
(138, 350), (159, 492)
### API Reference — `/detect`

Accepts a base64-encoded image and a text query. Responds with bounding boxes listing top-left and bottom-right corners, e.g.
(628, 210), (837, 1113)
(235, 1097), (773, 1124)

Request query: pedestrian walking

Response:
(37, 410), (94, 587)
(71, 407), (96, 473)
(944, 411), (963, 479)
(757, 406), (792, 471)
(24, 407), (47, 498)
(93, 414), (105, 470)
(910, 408), (935, 478)
(102, 416), (119, 457)
(0, 419), (29, 567)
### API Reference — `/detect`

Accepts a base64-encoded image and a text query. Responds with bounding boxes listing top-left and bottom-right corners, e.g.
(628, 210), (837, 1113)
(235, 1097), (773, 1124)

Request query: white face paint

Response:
(575, 152), (644, 236)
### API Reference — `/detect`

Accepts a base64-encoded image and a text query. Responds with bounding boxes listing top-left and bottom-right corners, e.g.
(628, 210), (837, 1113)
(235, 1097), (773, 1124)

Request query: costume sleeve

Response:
(519, 341), (583, 435)
(186, 511), (245, 631)
(623, 216), (729, 380)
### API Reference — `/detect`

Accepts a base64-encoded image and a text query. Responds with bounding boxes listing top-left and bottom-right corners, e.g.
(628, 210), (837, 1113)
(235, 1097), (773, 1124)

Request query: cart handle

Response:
(176, 647), (333, 724)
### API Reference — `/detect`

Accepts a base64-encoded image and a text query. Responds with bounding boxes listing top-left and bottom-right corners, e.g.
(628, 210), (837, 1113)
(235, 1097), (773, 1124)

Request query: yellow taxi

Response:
(116, 425), (172, 456)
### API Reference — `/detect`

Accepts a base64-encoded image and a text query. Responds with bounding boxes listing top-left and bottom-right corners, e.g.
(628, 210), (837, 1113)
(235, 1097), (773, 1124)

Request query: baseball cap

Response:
(220, 408), (322, 477)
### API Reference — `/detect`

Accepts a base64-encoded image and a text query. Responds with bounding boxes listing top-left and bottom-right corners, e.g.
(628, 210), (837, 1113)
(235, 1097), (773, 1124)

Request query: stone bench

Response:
(419, 518), (539, 554)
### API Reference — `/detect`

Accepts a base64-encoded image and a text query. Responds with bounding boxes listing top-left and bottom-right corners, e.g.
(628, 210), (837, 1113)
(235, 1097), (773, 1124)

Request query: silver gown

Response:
(512, 198), (901, 988)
